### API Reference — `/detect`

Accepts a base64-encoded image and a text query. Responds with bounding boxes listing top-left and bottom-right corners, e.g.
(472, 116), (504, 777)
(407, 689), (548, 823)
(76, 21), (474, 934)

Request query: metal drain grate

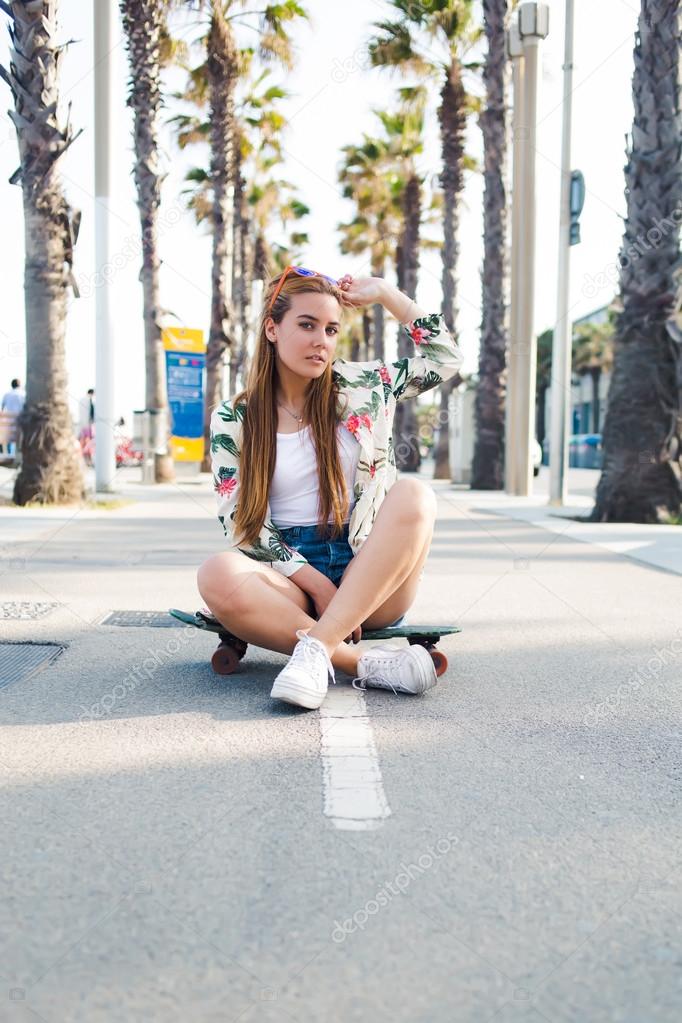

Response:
(101, 611), (184, 628)
(1, 601), (57, 620)
(0, 643), (65, 689)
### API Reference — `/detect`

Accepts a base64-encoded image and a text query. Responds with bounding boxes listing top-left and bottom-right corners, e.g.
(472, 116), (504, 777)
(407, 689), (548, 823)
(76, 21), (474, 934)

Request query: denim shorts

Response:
(276, 521), (406, 628)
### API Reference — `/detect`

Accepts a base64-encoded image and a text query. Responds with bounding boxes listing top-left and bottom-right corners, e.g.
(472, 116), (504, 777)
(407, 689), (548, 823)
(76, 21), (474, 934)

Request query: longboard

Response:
(169, 608), (460, 677)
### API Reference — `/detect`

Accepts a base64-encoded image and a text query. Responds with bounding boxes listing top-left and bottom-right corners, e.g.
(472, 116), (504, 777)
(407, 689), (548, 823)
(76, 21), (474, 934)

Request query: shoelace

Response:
(291, 631), (335, 684)
(352, 648), (407, 696)
(352, 674), (400, 695)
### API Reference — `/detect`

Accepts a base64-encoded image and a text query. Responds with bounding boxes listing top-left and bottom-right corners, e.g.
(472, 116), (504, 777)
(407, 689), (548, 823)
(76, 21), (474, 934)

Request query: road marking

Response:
(319, 685), (391, 830)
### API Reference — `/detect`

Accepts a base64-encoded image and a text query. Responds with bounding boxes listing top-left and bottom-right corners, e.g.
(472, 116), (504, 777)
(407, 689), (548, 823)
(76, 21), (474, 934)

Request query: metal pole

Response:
(509, 3), (549, 496)
(513, 34), (539, 495)
(94, 0), (116, 492)
(549, 0), (575, 506)
(505, 24), (525, 492)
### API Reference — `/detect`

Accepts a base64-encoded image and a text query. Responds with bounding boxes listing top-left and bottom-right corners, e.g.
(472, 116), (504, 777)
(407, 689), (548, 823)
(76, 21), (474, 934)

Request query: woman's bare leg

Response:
(197, 551), (362, 675)
(361, 526), (432, 630)
(308, 478), (437, 655)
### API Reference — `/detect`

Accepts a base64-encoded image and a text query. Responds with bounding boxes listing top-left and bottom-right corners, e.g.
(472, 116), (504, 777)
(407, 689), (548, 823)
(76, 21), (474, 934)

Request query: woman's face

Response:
(266, 291), (342, 382)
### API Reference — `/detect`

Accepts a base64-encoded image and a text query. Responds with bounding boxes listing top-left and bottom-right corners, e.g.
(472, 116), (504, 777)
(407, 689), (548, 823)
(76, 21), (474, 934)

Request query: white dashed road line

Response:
(320, 685), (391, 830)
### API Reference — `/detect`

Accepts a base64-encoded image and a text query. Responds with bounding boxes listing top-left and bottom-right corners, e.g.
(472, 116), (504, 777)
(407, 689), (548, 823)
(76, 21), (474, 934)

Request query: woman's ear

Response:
(264, 316), (277, 343)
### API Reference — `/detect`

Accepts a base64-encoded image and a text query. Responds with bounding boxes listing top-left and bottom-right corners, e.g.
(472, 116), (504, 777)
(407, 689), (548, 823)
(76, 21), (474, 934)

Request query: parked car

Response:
(542, 434), (604, 470)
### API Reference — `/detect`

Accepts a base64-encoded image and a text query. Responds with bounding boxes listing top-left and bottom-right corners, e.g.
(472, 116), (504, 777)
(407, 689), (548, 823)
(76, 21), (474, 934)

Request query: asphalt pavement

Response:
(1, 464), (681, 1022)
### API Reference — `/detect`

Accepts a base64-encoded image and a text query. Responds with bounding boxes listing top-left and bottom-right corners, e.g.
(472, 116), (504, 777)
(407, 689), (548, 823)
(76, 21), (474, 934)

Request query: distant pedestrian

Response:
(78, 388), (96, 463)
(1, 378), (25, 456)
(79, 388), (95, 433)
(1, 378), (25, 415)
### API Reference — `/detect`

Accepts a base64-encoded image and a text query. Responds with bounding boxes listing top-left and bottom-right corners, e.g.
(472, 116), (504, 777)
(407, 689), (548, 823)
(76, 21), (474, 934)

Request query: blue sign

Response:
(165, 351), (205, 439)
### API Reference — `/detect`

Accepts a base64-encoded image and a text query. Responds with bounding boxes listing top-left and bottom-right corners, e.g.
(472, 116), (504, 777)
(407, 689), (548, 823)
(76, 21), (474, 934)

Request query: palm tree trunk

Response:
(591, 0), (682, 522)
(590, 367), (601, 432)
(471, 0), (509, 489)
(201, 6), (238, 472)
(371, 252), (385, 360)
(433, 57), (468, 480)
(238, 201), (253, 388)
(394, 175), (421, 472)
(1, 1), (85, 505)
(362, 310), (372, 361)
(254, 231), (270, 282)
(120, 0), (174, 482)
(229, 131), (244, 393)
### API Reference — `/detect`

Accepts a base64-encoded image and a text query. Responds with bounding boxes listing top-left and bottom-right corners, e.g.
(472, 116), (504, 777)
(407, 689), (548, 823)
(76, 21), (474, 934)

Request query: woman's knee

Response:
(390, 478), (437, 525)
(197, 551), (250, 608)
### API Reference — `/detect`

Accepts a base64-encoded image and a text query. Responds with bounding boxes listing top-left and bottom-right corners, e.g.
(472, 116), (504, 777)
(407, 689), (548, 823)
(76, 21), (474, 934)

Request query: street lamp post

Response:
(506, 2), (549, 496)
(93, 0), (116, 493)
(549, 0), (576, 506)
(505, 21), (524, 493)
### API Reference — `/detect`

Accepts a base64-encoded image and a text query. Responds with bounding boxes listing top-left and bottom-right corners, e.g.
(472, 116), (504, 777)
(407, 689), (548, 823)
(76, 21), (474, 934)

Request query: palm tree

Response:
(120, 0), (176, 482)
(535, 327), (553, 450)
(471, 0), (508, 489)
(369, 0), (480, 479)
(573, 319), (614, 433)
(591, 0), (682, 523)
(338, 136), (402, 360)
(172, 0), (308, 469)
(376, 88), (428, 472)
(201, 3), (239, 470)
(179, 145), (311, 389)
(173, 64), (288, 392)
(1, 1), (85, 505)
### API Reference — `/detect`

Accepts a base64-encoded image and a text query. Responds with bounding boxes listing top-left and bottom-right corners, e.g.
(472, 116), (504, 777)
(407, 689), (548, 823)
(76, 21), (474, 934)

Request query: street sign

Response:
(161, 327), (206, 462)
(569, 170), (585, 245)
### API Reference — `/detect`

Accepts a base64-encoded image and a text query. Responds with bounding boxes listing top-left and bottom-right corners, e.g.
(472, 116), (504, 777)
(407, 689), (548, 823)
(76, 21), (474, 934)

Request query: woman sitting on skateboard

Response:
(197, 268), (462, 709)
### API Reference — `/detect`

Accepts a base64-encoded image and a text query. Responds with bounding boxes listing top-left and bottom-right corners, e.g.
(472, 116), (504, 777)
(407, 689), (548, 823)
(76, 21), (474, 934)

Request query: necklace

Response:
(277, 400), (305, 425)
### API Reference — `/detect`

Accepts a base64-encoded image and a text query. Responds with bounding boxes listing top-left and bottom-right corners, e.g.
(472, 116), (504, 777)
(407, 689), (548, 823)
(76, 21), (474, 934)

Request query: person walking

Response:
(197, 269), (462, 710)
(1, 378), (25, 456)
(78, 388), (95, 463)
(78, 388), (95, 434)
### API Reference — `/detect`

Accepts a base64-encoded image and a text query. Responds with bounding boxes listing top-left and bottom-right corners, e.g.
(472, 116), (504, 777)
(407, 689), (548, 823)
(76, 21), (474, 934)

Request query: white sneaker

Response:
(270, 629), (335, 710)
(353, 644), (437, 696)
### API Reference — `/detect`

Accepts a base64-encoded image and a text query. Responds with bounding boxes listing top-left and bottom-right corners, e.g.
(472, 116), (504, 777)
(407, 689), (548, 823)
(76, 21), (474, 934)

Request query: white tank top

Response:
(269, 424), (360, 527)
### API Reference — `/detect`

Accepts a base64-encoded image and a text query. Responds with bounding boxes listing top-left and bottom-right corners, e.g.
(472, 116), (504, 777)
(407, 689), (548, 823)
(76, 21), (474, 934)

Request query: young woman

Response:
(197, 267), (462, 710)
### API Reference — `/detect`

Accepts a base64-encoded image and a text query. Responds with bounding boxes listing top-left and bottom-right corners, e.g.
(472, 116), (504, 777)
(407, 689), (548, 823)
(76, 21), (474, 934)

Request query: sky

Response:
(0, 0), (640, 427)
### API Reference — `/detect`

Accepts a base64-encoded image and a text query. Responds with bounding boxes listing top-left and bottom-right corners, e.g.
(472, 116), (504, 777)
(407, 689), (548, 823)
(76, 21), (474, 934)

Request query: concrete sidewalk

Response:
(464, 467), (682, 577)
(1, 464), (682, 1022)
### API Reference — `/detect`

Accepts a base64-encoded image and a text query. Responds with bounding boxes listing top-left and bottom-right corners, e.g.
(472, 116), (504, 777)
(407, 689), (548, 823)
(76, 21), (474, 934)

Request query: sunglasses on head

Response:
(268, 265), (339, 313)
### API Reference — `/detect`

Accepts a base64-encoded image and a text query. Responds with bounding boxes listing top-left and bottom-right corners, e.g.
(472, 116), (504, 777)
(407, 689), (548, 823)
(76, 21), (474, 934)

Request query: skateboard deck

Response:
(170, 608), (460, 678)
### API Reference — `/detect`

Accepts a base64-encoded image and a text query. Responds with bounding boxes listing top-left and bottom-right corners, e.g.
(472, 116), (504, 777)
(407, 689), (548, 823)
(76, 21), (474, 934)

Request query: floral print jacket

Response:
(210, 312), (462, 577)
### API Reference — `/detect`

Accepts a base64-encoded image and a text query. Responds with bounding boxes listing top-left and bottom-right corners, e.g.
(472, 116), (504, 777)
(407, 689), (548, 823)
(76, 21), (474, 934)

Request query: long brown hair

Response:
(232, 272), (350, 545)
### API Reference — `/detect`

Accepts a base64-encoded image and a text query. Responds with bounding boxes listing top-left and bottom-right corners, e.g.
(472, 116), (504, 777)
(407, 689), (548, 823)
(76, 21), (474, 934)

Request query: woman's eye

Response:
(326, 327), (338, 336)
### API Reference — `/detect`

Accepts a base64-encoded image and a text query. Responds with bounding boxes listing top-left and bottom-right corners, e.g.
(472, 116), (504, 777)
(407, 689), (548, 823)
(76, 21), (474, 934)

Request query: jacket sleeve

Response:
(210, 401), (308, 578)
(388, 312), (463, 401)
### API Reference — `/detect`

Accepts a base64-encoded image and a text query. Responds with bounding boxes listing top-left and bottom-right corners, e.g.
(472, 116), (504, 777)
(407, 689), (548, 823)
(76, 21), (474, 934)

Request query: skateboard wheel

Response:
(430, 650), (448, 677)
(211, 643), (241, 676)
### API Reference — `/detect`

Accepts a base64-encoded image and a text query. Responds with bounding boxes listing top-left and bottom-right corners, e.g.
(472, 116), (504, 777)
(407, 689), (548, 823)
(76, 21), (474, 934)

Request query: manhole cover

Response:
(0, 643), (65, 689)
(101, 611), (184, 628)
(1, 602), (57, 620)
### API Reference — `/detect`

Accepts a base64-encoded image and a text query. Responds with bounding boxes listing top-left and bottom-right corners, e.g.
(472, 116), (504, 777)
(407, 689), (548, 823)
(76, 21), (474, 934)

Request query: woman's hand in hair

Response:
(338, 277), (429, 325)
(337, 274), (386, 309)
